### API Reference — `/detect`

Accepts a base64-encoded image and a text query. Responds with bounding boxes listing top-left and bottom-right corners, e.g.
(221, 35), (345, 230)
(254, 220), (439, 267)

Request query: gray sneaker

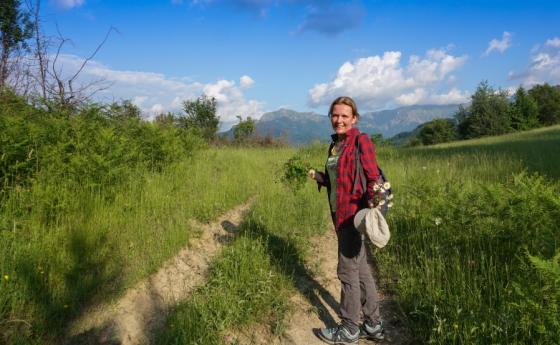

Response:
(359, 320), (384, 340)
(317, 324), (359, 345)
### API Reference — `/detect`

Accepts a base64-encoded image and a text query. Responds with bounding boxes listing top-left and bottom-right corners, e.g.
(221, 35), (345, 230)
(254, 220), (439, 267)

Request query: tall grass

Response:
(0, 148), (291, 345)
(157, 145), (333, 345)
(158, 128), (559, 344)
(375, 126), (560, 344)
(3, 109), (559, 345)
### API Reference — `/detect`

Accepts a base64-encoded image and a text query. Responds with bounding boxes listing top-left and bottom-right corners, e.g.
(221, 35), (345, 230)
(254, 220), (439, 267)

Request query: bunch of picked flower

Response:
(372, 180), (394, 212)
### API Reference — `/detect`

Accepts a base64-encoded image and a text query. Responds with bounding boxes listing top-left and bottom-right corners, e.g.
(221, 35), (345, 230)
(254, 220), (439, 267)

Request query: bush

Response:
(418, 119), (456, 145)
(381, 172), (560, 344)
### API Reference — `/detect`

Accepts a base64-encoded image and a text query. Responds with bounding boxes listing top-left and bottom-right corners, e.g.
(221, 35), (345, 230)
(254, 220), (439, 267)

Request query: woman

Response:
(310, 96), (384, 344)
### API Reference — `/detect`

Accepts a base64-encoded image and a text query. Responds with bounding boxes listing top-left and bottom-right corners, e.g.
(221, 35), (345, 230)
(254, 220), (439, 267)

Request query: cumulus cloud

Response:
(240, 75), (255, 88)
(308, 48), (469, 110)
(52, 0), (85, 9)
(55, 55), (264, 124)
(509, 37), (560, 86)
(484, 31), (513, 56)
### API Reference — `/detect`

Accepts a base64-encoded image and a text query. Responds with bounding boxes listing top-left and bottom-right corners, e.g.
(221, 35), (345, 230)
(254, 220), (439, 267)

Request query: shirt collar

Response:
(330, 127), (360, 143)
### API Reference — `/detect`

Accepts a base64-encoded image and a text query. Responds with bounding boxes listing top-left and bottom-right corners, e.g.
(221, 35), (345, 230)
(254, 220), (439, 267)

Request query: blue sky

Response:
(42, 0), (560, 129)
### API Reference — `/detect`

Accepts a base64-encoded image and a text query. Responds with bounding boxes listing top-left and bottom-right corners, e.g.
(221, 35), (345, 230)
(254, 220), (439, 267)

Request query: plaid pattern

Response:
(321, 127), (380, 230)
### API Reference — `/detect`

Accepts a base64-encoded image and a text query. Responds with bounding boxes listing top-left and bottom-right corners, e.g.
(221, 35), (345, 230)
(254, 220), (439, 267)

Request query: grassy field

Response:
(159, 126), (560, 345)
(376, 125), (560, 344)
(2, 126), (559, 344)
(0, 148), (301, 344)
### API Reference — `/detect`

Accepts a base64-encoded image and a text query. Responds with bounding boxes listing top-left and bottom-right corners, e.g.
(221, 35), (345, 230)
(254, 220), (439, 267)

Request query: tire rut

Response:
(65, 201), (253, 345)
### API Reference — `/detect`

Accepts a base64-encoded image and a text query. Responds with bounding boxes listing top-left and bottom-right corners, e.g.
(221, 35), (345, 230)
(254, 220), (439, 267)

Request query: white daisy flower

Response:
(387, 202), (394, 208)
(383, 182), (391, 190)
(387, 194), (394, 200)
(373, 184), (380, 192)
(379, 199), (386, 206)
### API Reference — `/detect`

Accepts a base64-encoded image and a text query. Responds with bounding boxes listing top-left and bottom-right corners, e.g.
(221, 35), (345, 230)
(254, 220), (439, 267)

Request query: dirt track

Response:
(65, 201), (408, 345)
(65, 202), (252, 345)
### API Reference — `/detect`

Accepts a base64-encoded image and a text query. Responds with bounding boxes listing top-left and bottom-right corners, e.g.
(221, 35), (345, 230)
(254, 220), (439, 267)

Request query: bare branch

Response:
(68, 26), (118, 84)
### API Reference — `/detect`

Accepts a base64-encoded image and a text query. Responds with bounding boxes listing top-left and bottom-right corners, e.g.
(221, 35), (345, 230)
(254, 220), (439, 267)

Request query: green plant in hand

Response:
(281, 155), (313, 192)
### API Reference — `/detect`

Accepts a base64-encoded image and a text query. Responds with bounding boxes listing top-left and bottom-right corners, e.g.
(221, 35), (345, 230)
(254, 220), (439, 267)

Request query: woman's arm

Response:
(358, 134), (380, 202)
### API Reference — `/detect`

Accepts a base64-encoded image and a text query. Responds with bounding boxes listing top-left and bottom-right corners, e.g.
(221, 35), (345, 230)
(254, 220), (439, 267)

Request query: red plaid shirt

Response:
(319, 127), (380, 230)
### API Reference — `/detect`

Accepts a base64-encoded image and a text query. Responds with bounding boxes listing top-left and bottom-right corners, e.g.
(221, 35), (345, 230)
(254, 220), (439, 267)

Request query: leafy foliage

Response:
(528, 83), (560, 126)
(232, 115), (255, 142)
(0, 92), (205, 207)
(510, 86), (539, 131)
(281, 154), (312, 192)
(0, 0), (33, 86)
(179, 94), (220, 141)
(418, 118), (456, 145)
(457, 81), (512, 139)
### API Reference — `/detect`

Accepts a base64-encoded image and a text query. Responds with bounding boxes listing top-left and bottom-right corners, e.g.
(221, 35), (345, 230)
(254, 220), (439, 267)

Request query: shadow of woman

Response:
(234, 217), (340, 329)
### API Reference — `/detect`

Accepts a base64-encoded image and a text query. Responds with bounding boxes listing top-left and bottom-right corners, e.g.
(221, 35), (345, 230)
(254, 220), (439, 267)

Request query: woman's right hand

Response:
(308, 169), (316, 180)
(309, 170), (326, 184)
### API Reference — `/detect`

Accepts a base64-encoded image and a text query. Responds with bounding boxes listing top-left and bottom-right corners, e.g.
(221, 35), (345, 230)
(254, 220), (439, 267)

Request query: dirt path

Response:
(65, 201), (252, 345)
(231, 229), (410, 345)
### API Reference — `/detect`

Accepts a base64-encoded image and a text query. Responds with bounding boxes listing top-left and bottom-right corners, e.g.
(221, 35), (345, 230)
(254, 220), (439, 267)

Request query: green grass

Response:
(0, 147), (294, 344)
(3, 126), (559, 345)
(374, 126), (560, 344)
(158, 127), (560, 345)
(157, 160), (332, 345)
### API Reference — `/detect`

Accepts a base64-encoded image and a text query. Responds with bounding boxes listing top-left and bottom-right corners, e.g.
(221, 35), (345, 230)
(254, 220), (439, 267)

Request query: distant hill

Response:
(389, 124), (425, 146)
(221, 104), (461, 144)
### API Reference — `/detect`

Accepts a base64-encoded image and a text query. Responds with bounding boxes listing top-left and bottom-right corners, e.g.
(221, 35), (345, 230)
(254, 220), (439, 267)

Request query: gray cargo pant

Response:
(336, 225), (381, 334)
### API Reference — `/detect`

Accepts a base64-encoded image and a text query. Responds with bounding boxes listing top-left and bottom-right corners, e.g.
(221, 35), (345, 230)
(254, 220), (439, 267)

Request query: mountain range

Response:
(223, 104), (461, 144)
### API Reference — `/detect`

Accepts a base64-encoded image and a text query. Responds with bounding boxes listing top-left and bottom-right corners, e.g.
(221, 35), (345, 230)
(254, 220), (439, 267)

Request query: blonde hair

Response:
(328, 96), (359, 118)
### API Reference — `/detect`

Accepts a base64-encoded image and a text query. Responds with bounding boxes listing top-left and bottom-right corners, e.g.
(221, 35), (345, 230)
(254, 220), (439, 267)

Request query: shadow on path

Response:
(240, 218), (340, 328)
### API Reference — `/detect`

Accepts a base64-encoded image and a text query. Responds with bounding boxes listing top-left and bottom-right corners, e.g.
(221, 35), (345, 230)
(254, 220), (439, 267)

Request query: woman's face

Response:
(330, 104), (357, 135)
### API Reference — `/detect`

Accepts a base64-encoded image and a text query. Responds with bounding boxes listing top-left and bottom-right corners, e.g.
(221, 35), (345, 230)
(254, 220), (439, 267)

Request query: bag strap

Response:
(352, 134), (367, 195)
(352, 134), (389, 195)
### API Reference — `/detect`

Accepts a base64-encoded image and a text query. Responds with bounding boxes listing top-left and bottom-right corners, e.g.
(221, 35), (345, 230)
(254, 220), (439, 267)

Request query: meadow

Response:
(1, 96), (559, 345)
(157, 126), (560, 345)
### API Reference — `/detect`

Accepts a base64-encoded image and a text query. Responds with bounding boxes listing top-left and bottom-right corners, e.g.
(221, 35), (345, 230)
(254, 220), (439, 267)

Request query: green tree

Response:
(370, 133), (385, 146)
(528, 83), (560, 126)
(510, 86), (539, 131)
(106, 100), (142, 120)
(154, 112), (176, 127)
(418, 118), (456, 145)
(179, 94), (220, 141)
(0, 0), (33, 87)
(232, 115), (255, 142)
(457, 81), (512, 139)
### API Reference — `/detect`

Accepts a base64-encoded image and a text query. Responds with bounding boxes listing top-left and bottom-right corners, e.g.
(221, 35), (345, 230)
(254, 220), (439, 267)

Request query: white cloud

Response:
(55, 54), (264, 124)
(509, 37), (560, 86)
(53, 0), (85, 9)
(484, 31), (513, 56)
(240, 75), (255, 88)
(308, 48), (469, 110)
(546, 37), (560, 48)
